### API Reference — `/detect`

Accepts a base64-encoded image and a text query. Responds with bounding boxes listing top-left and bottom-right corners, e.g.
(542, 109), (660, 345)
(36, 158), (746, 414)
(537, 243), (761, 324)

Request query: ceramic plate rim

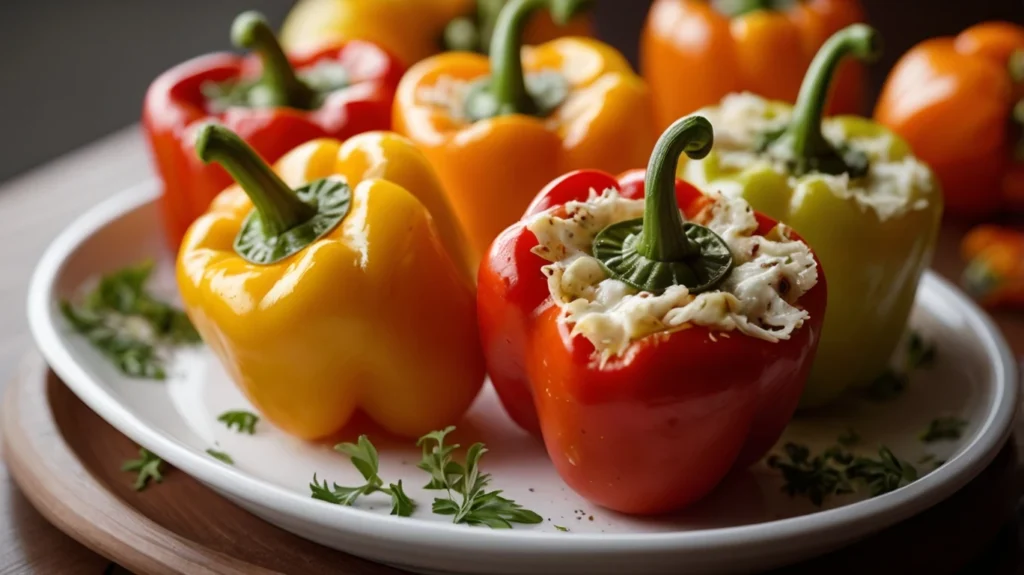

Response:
(27, 181), (1020, 555)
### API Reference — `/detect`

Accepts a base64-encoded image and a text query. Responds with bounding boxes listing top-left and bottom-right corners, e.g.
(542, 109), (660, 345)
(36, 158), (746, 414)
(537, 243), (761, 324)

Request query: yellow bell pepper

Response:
(393, 0), (656, 269)
(678, 25), (943, 408)
(177, 125), (484, 440)
(279, 0), (593, 67)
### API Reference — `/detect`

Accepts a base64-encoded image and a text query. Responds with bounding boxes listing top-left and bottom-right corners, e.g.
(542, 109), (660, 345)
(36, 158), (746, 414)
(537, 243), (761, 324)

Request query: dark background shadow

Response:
(0, 0), (1019, 183)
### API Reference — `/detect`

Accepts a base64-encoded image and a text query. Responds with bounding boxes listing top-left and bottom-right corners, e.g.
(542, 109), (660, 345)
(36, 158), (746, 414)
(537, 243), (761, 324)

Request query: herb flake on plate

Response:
(206, 449), (234, 465)
(218, 410), (260, 434)
(122, 447), (166, 491)
(920, 416), (967, 443)
(309, 435), (415, 517)
(60, 261), (200, 380)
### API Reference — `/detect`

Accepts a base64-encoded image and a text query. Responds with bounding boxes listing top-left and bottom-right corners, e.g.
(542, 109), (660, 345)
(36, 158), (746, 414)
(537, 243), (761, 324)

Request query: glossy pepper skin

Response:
(178, 127), (482, 441)
(874, 22), (1024, 219)
(144, 12), (403, 251)
(394, 0), (656, 270)
(642, 0), (866, 131)
(961, 225), (1024, 309)
(478, 118), (827, 514)
(279, 0), (593, 67)
(679, 25), (943, 408)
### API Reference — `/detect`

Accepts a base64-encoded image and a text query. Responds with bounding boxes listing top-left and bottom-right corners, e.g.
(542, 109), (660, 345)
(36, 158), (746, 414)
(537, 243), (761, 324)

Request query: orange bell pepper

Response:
(962, 224), (1024, 309)
(874, 22), (1024, 219)
(279, 0), (593, 67)
(641, 0), (866, 131)
(393, 0), (657, 268)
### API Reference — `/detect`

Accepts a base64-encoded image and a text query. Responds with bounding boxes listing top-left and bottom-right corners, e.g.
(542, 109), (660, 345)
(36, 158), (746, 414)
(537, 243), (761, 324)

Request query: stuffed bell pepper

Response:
(177, 125), (482, 440)
(642, 0), (867, 131)
(678, 24), (942, 408)
(394, 0), (657, 269)
(875, 22), (1024, 219)
(478, 116), (827, 514)
(144, 11), (403, 250)
(279, 0), (593, 66)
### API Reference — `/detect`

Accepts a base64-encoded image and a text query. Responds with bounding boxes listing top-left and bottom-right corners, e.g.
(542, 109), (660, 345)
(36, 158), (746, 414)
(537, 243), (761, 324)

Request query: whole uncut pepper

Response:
(478, 116), (827, 514)
(144, 11), (403, 250)
(679, 24), (943, 408)
(177, 125), (482, 440)
(961, 225), (1024, 309)
(279, 0), (593, 67)
(394, 0), (656, 269)
(641, 0), (866, 131)
(875, 22), (1024, 219)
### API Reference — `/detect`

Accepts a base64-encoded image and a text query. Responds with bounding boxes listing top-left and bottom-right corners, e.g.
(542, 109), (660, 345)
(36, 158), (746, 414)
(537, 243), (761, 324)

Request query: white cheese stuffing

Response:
(527, 188), (819, 362)
(415, 75), (472, 121)
(684, 92), (935, 221)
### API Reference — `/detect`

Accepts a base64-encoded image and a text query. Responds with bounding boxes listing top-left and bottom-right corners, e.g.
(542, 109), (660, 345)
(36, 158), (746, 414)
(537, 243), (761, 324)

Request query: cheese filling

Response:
(527, 189), (819, 361)
(682, 92), (935, 222)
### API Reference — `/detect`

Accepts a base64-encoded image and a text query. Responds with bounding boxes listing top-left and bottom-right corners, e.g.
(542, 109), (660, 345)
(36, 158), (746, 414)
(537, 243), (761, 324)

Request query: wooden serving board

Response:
(2, 352), (1022, 575)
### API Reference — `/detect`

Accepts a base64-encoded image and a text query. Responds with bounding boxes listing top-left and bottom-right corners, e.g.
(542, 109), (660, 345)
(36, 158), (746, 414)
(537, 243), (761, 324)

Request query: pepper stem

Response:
(711, 0), (794, 17)
(768, 24), (881, 176)
(231, 11), (317, 110)
(195, 124), (316, 237)
(489, 0), (591, 116)
(636, 116), (715, 261)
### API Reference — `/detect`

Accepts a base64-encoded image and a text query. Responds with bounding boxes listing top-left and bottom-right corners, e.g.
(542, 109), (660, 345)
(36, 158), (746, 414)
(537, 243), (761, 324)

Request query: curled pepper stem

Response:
(232, 11), (317, 110)
(711, 0), (794, 17)
(195, 124), (315, 237)
(637, 116), (715, 261)
(489, 0), (591, 115)
(773, 24), (881, 174)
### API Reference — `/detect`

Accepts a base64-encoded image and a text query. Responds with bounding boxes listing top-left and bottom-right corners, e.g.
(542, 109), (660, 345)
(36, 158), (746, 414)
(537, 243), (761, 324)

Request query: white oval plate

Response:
(29, 182), (1018, 575)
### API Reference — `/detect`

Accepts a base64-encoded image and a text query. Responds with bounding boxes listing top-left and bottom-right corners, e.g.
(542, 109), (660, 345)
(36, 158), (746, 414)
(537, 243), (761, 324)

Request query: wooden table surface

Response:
(0, 127), (1022, 574)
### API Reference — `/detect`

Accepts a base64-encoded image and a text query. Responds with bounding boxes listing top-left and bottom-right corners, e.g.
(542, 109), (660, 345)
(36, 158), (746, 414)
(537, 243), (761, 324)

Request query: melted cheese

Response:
(527, 189), (819, 362)
(682, 92), (935, 222)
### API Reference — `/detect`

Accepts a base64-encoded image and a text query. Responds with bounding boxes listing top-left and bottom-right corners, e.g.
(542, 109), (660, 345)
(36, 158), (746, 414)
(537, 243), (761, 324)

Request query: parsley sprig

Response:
(310, 436), (415, 517)
(61, 261), (200, 379)
(218, 410), (260, 434)
(122, 448), (166, 491)
(767, 435), (920, 506)
(309, 427), (541, 528)
(418, 426), (542, 528)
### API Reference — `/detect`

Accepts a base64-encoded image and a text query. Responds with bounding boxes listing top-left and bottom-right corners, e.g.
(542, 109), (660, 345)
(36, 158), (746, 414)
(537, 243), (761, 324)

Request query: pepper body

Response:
(683, 113), (941, 407)
(178, 132), (482, 440)
(478, 169), (827, 514)
(641, 0), (866, 131)
(144, 40), (403, 250)
(394, 38), (656, 268)
(874, 22), (1024, 219)
(279, 0), (593, 66)
(961, 225), (1024, 309)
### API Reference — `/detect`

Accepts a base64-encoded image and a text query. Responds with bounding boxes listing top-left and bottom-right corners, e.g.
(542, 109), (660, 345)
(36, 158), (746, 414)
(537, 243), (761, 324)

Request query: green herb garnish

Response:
(837, 428), (861, 447)
(309, 435), (414, 517)
(845, 447), (919, 496)
(122, 447), (166, 491)
(61, 261), (200, 379)
(417, 426), (542, 528)
(920, 416), (967, 443)
(555, 525), (569, 532)
(217, 410), (260, 434)
(206, 449), (234, 465)
(766, 443), (854, 506)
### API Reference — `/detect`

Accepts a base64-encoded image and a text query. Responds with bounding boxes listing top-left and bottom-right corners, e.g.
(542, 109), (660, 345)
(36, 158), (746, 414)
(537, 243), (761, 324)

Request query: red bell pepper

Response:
(143, 11), (403, 249)
(478, 116), (828, 515)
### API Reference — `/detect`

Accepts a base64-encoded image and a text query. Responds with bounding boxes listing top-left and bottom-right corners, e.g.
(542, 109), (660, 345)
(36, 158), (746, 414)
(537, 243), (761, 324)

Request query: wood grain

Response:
(2, 355), (401, 575)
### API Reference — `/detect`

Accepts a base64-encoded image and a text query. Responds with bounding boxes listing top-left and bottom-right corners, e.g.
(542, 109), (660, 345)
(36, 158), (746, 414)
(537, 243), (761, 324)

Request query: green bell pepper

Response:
(678, 24), (943, 408)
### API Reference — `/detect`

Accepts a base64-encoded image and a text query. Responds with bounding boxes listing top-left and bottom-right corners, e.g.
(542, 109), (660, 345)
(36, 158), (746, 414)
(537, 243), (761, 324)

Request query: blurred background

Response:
(0, 0), (1019, 184)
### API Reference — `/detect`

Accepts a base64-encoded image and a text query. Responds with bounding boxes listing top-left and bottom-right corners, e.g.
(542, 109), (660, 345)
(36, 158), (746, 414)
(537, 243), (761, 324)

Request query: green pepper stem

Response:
(231, 11), (317, 110)
(777, 24), (881, 166)
(710, 0), (792, 17)
(489, 0), (590, 115)
(636, 116), (715, 262)
(195, 124), (316, 236)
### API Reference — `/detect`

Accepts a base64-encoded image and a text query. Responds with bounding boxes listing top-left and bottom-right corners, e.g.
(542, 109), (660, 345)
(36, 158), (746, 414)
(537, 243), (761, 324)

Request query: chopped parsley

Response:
(217, 410), (259, 434)
(61, 261), (199, 379)
(206, 449), (234, 465)
(920, 416), (967, 443)
(122, 447), (166, 491)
